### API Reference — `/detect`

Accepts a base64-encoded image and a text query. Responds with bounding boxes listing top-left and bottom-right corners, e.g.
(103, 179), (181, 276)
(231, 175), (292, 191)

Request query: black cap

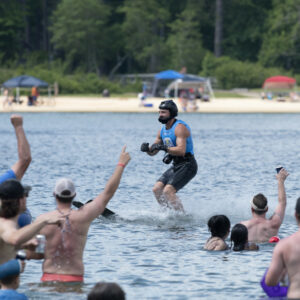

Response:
(0, 179), (25, 200)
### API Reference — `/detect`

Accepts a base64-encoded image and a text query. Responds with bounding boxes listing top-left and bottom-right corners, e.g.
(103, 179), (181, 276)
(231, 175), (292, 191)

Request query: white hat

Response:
(54, 178), (76, 198)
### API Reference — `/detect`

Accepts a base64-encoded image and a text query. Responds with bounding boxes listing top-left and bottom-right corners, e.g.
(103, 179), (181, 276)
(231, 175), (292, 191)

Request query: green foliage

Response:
(50, 0), (111, 73)
(120, 0), (170, 72)
(0, 0), (24, 62)
(258, 0), (300, 72)
(0, 65), (141, 95)
(222, 0), (272, 61)
(166, 0), (206, 73)
(202, 53), (285, 89)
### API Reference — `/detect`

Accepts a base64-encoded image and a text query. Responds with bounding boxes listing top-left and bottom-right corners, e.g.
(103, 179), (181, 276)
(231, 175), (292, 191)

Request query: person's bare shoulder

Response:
(204, 237), (227, 251)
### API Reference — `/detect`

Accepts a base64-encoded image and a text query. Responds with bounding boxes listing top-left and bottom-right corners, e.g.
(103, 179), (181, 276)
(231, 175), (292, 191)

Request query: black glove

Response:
(150, 143), (168, 152)
(162, 154), (173, 164)
(140, 142), (150, 152)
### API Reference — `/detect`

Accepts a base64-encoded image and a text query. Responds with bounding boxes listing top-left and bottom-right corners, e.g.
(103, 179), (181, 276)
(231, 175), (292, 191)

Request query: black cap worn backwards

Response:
(0, 179), (25, 200)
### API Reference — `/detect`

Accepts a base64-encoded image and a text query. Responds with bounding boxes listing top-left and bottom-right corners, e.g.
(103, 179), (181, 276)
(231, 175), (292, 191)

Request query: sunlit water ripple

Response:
(0, 112), (299, 299)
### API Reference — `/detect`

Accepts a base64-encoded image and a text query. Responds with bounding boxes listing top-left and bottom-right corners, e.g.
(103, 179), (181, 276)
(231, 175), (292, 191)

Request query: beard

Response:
(158, 116), (172, 124)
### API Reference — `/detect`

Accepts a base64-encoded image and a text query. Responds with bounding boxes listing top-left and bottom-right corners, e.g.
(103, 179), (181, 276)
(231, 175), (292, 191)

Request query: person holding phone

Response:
(240, 168), (289, 243)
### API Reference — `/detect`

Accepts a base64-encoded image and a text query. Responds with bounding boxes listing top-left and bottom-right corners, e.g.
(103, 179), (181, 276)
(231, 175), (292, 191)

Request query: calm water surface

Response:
(0, 112), (299, 299)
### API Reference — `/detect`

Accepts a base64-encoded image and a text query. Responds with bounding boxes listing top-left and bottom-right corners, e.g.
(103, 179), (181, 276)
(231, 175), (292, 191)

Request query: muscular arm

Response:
(265, 243), (285, 286)
(167, 124), (189, 157)
(10, 115), (32, 180)
(77, 146), (130, 223)
(270, 169), (289, 228)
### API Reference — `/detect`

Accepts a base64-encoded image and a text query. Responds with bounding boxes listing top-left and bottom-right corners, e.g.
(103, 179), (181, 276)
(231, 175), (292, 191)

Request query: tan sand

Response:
(2, 96), (300, 113)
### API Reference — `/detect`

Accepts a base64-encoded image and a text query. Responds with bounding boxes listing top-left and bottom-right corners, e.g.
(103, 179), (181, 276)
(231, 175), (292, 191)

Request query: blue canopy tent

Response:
(2, 75), (49, 103)
(151, 70), (185, 96)
(3, 75), (49, 88)
(152, 70), (214, 99)
(166, 74), (214, 100)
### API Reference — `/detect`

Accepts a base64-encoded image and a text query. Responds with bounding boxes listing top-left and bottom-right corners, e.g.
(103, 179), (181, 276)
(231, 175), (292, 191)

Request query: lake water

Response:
(0, 112), (299, 299)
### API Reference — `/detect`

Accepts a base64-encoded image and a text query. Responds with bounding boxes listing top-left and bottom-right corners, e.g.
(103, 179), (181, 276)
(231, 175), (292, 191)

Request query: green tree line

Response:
(0, 0), (299, 91)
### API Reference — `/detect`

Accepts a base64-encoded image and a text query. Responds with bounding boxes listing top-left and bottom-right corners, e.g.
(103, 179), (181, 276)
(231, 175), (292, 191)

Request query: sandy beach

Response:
(2, 96), (300, 113)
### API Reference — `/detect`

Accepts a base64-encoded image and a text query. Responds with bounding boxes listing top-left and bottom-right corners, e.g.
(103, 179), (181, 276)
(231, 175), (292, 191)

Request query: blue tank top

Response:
(160, 119), (194, 155)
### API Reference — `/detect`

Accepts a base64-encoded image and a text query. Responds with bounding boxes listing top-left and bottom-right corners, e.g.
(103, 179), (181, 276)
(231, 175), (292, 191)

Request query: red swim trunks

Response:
(41, 273), (83, 282)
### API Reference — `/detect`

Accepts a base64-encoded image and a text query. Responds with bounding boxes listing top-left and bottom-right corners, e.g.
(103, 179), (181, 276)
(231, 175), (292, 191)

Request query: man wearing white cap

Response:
(37, 146), (130, 283)
(240, 168), (289, 243)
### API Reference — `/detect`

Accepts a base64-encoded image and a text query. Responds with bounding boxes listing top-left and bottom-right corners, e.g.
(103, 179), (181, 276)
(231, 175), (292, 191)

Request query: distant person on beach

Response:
(0, 259), (27, 300)
(87, 282), (126, 300)
(38, 146), (130, 282)
(179, 90), (188, 112)
(3, 88), (12, 107)
(31, 86), (38, 105)
(0, 179), (64, 265)
(265, 197), (300, 298)
(240, 168), (289, 243)
(230, 223), (259, 251)
(204, 215), (230, 251)
(1, 115), (33, 228)
(140, 100), (197, 211)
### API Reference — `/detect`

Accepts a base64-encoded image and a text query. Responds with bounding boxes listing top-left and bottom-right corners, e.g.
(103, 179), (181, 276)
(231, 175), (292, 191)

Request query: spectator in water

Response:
(204, 215), (230, 251)
(231, 223), (259, 251)
(0, 259), (28, 300)
(240, 168), (289, 243)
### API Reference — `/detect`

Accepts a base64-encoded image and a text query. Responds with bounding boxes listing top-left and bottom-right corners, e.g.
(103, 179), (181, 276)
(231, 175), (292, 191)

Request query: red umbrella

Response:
(263, 76), (296, 89)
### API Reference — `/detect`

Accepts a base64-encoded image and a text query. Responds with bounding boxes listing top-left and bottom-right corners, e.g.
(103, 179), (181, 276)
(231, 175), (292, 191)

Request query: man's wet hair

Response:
(0, 198), (20, 219)
(252, 193), (268, 215)
(207, 215), (230, 238)
(87, 282), (125, 300)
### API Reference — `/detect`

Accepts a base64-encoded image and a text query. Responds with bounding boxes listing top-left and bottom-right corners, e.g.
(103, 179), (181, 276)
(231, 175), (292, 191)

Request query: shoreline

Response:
(2, 96), (300, 113)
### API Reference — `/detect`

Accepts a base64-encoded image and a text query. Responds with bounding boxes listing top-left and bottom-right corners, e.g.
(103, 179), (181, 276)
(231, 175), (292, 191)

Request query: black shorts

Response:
(157, 155), (198, 191)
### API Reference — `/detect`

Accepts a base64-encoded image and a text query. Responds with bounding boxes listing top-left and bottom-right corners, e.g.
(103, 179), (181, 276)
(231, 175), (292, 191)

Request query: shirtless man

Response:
(240, 168), (289, 243)
(0, 179), (63, 264)
(265, 197), (300, 298)
(38, 146), (130, 282)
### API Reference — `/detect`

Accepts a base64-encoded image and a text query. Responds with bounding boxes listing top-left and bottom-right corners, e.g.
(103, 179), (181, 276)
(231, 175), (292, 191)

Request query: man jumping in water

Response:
(141, 100), (197, 211)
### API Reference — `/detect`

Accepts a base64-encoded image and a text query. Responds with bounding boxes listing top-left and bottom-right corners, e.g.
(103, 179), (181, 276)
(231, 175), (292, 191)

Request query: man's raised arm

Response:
(271, 168), (289, 226)
(80, 146), (131, 222)
(10, 115), (31, 180)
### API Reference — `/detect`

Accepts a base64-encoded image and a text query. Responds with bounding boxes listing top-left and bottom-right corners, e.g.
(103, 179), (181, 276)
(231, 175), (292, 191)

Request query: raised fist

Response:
(10, 115), (23, 128)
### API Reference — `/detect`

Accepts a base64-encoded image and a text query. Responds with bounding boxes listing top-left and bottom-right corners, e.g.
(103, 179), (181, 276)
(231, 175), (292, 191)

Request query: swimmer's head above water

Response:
(207, 215), (230, 239)
(230, 223), (248, 251)
(251, 193), (268, 215)
(54, 178), (76, 203)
